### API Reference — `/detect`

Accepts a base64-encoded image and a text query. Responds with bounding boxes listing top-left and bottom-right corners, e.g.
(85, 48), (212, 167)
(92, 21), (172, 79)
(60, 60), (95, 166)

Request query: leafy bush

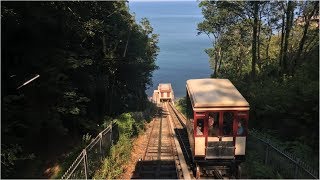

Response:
(1, 144), (35, 178)
(51, 133), (94, 179)
(232, 46), (319, 157)
(93, 135), (132, 179)
(115, 113), (136, 137)
(243, 150), (280, 178)
(93, 112), (147, 179)
(2, 2), (159, 177)
(175, 97), (187, 117)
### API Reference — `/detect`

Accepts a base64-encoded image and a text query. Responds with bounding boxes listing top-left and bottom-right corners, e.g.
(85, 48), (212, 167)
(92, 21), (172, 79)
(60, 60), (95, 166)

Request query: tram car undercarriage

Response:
(185, 79), (250, 178)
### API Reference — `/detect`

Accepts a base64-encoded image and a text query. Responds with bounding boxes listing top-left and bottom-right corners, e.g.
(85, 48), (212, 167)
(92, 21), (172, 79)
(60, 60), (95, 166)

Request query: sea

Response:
(129, 1), (213, 98)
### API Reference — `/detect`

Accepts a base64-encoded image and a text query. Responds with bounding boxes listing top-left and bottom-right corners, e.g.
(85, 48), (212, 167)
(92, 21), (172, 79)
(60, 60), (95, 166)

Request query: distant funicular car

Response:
(185, 79), (249, 178)
(153, 83), (174, 104)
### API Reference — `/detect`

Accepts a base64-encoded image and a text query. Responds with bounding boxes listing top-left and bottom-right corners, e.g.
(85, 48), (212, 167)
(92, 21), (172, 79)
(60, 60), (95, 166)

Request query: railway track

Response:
(166, 102), (194, 176)
(132, 103), (182, 179)
(133, 102), (225, 179)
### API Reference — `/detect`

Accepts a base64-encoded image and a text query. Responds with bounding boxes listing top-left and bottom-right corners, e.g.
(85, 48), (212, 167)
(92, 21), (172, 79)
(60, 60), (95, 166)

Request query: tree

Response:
(295, 1), (319, 67)
(198, 0), (319, 161)
(2, 1), (159, 177)
(281, 1), (295, 74)
(252, 1), (259, 78)
(198, 1), (267, 79)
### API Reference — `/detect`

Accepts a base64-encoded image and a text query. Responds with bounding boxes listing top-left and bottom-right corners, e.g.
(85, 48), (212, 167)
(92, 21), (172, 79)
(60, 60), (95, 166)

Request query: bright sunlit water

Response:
(129, 1), (212, 98)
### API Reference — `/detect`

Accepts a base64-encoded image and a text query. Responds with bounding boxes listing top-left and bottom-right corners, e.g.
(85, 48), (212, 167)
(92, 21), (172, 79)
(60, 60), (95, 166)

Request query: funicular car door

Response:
(221, 111), (236, 159)
(206, 111), (236, 159)
(194, 112), (206, 157)
(206, 111), (220, 159)
(235, 111), (248, 156)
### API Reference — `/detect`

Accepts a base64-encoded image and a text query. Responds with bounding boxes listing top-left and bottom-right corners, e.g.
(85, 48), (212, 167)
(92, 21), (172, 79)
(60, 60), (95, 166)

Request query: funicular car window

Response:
(223, 112), (233, 136)
(196, 119), (204, 136)
(237, 118), (246, 136)
(208, 112), (219, 136)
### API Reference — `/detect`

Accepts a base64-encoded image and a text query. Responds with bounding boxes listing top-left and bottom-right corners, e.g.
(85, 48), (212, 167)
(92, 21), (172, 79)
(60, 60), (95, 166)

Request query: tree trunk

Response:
(266, 6), (272, 62)
(279, 12), (285, 73)
(239, 46), (246, 76)
(295, 1), (319, 67)
(266, 30), (272, 62)
(282, 1), (294, 74)
(102, 34), (107, 56)
(257, 11), (262, 71)
(251, 2), (259, 79)
(217, 52), (223, 74)
(213, 47), (220, 78)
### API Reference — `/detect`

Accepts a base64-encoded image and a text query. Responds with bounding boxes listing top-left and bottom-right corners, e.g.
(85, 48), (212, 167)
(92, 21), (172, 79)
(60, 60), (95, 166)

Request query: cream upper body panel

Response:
(158, 83), (172, 91)
(186, 79), (249, 110)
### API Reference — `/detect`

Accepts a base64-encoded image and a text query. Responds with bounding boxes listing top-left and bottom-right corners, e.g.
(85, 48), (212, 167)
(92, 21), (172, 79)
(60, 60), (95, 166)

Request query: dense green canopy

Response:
(2, 1), (158, 178)
(198, 0), (319, 168)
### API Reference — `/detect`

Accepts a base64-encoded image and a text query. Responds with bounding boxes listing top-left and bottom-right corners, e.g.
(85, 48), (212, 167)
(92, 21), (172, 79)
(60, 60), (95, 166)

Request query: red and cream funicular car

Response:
(185, 79), (249, 178)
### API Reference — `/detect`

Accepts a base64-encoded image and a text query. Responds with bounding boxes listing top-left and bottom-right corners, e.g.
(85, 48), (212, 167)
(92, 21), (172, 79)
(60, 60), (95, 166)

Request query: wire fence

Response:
(248, 129), (319, 179)
(61, 121), (119, 179)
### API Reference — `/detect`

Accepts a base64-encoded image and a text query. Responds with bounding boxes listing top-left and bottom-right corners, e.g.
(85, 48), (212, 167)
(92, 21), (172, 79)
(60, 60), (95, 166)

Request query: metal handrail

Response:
(61, 150), (86, 179)
(61, 122), (115, 179)
(249, 129), (318, 179)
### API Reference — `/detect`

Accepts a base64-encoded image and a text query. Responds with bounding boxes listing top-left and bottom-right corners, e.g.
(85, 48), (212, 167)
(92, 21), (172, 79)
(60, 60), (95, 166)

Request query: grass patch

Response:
(93, 111), (153, 179)
(93, 134), (132, 179)
(174, 97), (187, 117)
(242, 151), (277, 178)
(50, 135), (91, 179)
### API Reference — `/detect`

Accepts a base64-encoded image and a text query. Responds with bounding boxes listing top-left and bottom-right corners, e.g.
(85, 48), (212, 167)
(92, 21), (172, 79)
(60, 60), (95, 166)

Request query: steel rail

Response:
(167, 102), (191, 162)
(142, 118), (157, 160)
(135, 102), (179, 179)
(165, 102), (191, 179)
(165, 103), (181, 178)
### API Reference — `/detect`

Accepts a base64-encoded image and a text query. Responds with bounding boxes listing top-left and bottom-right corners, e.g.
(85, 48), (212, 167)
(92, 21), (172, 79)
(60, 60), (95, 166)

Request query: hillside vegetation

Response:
(198, 0), (319, 167)
(2, 2), (158, 178)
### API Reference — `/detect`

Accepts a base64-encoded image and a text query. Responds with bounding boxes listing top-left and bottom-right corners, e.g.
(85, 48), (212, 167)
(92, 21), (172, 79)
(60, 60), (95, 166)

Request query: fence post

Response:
(83, 149), (88, 180)
(99, 132), (103, 161)
(294, 158), (299, 179)
(264, 141), (269, 165)
(110, 123), (113, 145)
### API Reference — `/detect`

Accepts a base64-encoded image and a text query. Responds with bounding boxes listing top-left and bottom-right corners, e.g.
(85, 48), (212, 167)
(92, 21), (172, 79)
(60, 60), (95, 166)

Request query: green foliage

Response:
(175, 97), (187, 117)
(55, 109), (155, 179)
(2, 1), (159, 178)
(51, 135), (93, 179)
(142, 101), (159, 122)
(101, 116), (113, 129)
(237, 48), (319, 149)
(93, 135), (132, 179)
(284, 140), (318, 169)
(1, 144), (35, 178)
(115, 113), (136, 137)
(243, 152), (275, 179)
(199, 1), (319, 175)
(93, 112), (146, 179)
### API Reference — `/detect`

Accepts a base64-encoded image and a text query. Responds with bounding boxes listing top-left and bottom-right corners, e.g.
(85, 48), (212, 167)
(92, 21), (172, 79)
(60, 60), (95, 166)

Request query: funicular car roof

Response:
(159, 83), (171, 91)
(158, 83), (172, 93)
(186, 79), (249, 110)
